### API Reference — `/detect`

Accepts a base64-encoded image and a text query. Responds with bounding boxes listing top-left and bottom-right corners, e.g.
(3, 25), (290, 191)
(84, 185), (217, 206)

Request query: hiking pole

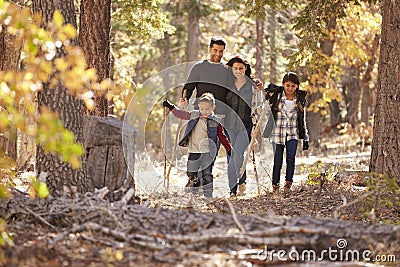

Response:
(163, 106), (168, 191)
(165, 89), (187, 194)
(239, 101), (266, 195)
(251, 141), (260, 195)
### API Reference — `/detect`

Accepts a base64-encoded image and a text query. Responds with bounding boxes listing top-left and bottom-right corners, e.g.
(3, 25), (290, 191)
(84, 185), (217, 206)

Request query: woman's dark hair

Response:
(210, 36), (226, 48)
(226, 55), (252, 78)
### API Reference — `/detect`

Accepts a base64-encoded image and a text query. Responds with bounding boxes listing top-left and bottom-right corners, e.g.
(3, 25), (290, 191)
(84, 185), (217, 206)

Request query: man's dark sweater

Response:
(183, 60), (229, 115)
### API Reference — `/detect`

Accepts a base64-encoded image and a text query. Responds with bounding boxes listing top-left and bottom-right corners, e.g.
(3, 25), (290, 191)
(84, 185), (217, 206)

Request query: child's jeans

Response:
(187, 152), (215, 197)
(272, 139), (298, 186)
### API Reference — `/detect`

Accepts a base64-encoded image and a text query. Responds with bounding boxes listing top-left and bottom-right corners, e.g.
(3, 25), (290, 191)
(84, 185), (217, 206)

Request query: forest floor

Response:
(1, 128), (400, 267)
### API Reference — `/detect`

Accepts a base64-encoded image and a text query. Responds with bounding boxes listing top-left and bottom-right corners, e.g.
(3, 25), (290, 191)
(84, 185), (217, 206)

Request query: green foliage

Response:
(1, 3), (118, 184)
(361, 173), (400, 224)
(244, 0), (293, 19)
(305, 160), (344, 187)
(0, 218), (13, 246)
(1, 5), (86, 171)
(29, 176), (49, 199)
(101, 247), (124, 264)
(110, 0), (177, 115)
(36, 107), (84, 169)
(112, 0), (175, 41)
(0, 184), (10, 199)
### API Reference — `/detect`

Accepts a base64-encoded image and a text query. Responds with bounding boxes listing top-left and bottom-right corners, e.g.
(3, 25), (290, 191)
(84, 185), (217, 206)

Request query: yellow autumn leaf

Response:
(24, 72), (34, 81)
(81, 68), (97, 83)
(62, 23), (77, 38)
(53, 10), (64, 28)
(55, 58), (69, 71)
(39, 60), (53, 75)
(56, 32), (68, 42)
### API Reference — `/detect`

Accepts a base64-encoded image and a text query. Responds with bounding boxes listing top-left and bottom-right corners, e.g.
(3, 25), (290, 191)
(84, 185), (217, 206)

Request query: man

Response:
(180, 36), (229, 116)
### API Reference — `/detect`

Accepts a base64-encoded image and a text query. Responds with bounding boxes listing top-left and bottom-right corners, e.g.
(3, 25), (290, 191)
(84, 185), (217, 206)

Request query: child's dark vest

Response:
(178, 111), (221, 155)
(262, 87), (307, 139)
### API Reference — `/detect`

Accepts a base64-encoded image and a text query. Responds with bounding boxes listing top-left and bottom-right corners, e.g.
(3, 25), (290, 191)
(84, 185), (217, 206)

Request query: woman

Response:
(225, 55), (263, 196)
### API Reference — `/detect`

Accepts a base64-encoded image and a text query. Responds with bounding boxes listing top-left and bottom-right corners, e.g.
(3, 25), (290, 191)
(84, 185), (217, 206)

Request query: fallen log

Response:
(2, 192), (399, 263)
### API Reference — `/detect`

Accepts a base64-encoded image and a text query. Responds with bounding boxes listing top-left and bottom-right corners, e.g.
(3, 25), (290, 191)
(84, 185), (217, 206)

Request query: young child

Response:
(163, 93), (233, 198)
(262, 72), (309, 194)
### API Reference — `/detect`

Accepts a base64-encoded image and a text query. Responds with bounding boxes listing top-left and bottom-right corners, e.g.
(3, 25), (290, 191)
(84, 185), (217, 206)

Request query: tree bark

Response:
(185, 0), (200, 62)
(267, 8), (277, 83)
(329, 100), (341, 129)
(361, 34), (380, 124)
(306, 92), (322, 146)
(307, 16), (337, 145)
(370, 0), (400, 181)
(255, 19), (264, 82)
(32, 0), (89, 195)
(343, 65), (361, 127)
(0, 1), (23, 162)
(79, 0), (111, 117)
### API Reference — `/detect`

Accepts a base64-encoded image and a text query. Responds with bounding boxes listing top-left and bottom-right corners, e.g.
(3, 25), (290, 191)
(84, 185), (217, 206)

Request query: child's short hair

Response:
(198, 92), (215, 105)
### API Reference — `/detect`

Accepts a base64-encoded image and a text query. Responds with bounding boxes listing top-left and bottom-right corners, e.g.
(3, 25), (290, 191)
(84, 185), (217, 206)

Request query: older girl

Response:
(262, 72), (309, 194)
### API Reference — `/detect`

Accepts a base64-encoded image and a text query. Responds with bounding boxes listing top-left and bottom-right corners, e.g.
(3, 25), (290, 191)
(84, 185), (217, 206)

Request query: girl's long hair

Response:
(282, 72), (303, 112)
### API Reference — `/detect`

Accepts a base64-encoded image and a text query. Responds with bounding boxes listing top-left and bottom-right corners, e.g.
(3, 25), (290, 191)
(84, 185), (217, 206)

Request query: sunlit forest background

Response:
(1, 0), (383, 171)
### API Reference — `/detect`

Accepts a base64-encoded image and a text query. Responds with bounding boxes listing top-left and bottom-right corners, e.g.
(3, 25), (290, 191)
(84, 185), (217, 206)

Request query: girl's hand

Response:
(253, 78), (263, 90)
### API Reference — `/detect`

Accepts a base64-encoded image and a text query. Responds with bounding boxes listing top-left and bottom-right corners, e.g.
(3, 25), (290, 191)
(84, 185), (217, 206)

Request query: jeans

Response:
(272, 139), (298, 186)
(227, 127), (252, 194)
(187, 152), (215, 197)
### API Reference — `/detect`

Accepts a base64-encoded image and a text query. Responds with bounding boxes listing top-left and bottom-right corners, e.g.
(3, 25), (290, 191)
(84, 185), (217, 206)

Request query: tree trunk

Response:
(307, 16), (336, 145)
(255, 19), (264, 82)
(329, 100), (341, 129)
(343, 65), (361, 127)
(0, 1), (23, 162)
(370, 0), (400, 181)
(306, 92), (322, 146)
(361, 34), (380, 124)
(267, 8), (277, 83)
(83, 116), (136, 199)
(186, 1), (200, 62)
(32, 0), (89, 195)
(79, 0), (111, 117)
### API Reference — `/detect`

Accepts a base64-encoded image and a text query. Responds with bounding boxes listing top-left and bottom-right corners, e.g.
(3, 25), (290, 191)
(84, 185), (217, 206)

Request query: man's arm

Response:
(180, 63), (200, 103)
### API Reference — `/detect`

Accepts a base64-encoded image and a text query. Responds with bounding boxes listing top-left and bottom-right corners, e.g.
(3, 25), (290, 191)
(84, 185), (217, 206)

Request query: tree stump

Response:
(83, 116), (137, 199)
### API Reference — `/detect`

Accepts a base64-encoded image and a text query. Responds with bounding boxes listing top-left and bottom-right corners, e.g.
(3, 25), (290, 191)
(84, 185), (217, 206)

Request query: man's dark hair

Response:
(210, 36), (226, 48)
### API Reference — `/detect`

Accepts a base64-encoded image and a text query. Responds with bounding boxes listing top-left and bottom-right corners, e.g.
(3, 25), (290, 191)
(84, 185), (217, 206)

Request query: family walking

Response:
(163, 36), (309, 198)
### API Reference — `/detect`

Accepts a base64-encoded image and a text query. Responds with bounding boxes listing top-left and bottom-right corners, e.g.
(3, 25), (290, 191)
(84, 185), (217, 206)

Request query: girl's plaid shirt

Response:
(269, 93), (300, 145)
